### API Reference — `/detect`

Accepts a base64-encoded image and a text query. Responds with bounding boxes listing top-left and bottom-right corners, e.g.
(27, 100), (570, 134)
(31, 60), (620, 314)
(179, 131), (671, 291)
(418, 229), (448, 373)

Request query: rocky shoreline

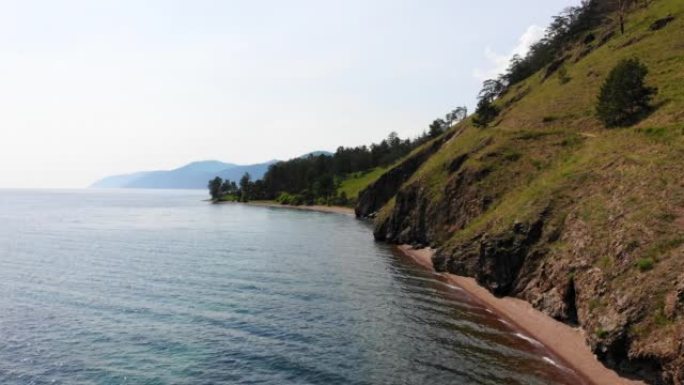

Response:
(214, 200), (355, 216)
(354, 116), (684, 384)
(396, 244), (644, 385)
(240, 200), (647, 384)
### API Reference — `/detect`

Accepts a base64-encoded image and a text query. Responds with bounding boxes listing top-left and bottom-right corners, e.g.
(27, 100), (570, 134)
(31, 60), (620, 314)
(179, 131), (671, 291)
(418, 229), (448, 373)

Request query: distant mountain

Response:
(88, 171), (154, 188)
(90, 152), (331, 190)
(214, 162), (277, 186)
(173, 160), (237, 174)
(90, 160), (277, 190)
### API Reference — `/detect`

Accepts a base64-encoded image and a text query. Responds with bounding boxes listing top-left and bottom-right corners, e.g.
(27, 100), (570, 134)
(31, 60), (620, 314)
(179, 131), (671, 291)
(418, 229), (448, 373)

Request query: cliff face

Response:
(357, 2), (684, 383)
(355, 129), (457, 219)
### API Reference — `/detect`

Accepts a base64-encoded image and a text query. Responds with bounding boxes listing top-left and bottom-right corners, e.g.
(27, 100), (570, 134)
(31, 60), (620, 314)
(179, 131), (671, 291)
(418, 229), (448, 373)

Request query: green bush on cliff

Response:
(596, 58), (657, 127)
(595, 328), (610, 339)
(472, 98), (499, 128)
(636, 257), (655, 272)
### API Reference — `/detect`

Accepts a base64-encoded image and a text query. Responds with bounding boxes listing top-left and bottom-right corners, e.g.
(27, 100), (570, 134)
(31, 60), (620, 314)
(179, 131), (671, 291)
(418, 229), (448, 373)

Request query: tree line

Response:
(208, 110), (467, 204)
(472, 0), (656, 128)
(209, 2), (621, 201)
(210, 0), (659, 205)
(472, 0), (610, 127)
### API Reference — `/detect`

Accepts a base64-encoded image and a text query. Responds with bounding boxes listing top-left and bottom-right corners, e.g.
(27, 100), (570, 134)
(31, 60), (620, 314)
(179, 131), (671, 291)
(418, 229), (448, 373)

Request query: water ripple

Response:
(0, 189), (583, 385)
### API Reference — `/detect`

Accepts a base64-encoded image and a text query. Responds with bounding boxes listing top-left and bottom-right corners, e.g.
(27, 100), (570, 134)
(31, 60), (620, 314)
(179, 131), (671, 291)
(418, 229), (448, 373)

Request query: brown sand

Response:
(246, 201), (355, 216)
(397, 244), (645, 385)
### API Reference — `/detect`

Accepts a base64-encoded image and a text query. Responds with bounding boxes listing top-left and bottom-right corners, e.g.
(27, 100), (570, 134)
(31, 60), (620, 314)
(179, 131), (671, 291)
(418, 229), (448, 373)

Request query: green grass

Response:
(644, 236), (684, 260)
(366, 4), (684, 225)
(407, 127), (492, 202)
(654, 308), (670, 327)
(492, 0), (684, 132)
(636, 257), (655, 272)
(597, 255), (615, 270)
(595, 328), (609, 338)
(217, 194), (239, 202)
(589, 299), (601, 313)
(364, 0), (684, 346)
(338, 167), (387, 201)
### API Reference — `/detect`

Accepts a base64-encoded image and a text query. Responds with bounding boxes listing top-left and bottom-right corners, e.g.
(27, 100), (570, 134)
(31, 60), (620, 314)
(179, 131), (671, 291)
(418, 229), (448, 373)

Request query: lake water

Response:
(0, 189), (583, 384)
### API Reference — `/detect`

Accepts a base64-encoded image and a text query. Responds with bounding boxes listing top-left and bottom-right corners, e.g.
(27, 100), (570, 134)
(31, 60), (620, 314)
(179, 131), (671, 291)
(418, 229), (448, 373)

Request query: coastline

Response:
(214, 199), (644, 384)
(396, 244), (645, 385)
(244, 200), (355, 216)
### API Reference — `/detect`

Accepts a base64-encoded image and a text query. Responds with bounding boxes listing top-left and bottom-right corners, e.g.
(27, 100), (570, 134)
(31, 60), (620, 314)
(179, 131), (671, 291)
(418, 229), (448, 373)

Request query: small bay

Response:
(0, 189), (581, 384)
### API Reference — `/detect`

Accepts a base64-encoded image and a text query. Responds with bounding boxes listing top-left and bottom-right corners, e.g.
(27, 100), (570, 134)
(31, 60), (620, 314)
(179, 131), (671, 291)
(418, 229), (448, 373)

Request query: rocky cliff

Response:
(357, 1), (684, 383)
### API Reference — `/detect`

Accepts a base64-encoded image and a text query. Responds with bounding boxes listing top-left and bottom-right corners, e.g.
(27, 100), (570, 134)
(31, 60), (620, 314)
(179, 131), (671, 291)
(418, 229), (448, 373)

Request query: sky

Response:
(0, 0), (580, 188)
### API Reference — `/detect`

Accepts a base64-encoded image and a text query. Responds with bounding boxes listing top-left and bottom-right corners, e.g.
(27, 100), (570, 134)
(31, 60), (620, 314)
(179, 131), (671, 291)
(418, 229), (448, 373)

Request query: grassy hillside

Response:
(338, 167), (387, 205)
(360, 1), (684, 383)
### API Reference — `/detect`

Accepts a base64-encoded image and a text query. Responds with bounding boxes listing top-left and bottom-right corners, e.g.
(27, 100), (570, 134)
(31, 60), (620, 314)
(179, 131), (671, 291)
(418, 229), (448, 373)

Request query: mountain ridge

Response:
(91, 160), (274, 189)
(91, 152), (332, 190)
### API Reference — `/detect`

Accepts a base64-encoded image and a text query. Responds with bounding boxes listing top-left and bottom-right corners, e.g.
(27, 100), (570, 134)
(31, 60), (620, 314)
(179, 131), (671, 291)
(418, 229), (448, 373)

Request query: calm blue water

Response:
(0, 189), (583, 385)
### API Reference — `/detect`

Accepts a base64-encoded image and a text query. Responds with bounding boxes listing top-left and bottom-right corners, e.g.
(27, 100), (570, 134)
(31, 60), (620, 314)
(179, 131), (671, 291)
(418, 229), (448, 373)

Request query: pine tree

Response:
(472, 98), (499, 128)
(207, 177), (223, 200)
(596, 58), (656, 127)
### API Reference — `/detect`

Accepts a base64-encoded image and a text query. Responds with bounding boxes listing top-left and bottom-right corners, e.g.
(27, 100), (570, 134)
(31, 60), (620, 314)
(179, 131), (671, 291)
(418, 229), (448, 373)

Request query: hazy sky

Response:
(0, 0), (579, 188)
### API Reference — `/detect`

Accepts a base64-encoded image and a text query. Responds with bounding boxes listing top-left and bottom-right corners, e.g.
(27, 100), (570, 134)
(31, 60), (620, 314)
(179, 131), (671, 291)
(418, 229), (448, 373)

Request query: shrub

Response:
(315, 197), (328, 206)
(207, 176), (223, 200)
(597, 255), (614, 270)
(277, 192), (307, 205)
(557, 66), (571, 84)
(559, 133), (583, 147)
(501, 148), (522, 161)
(332, 191), (349, 206)
(589, 299), (600, 312)
(218, 194), (239, 202)
(636, 257), (654, 272)
(595, 328), (609, 338)
(654, 308), (670, 327)
(276, 192), (301, 205)
(472, 98), (499, 128)
(596, 58), (656, 127)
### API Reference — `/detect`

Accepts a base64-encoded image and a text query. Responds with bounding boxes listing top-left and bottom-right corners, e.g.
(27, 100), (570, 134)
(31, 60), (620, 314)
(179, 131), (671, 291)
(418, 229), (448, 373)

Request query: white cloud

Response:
(473, 24), (545, 81)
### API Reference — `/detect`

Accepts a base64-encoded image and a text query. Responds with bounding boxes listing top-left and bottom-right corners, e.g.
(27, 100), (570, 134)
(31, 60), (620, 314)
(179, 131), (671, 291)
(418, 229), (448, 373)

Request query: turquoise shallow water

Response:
(0, 189), (583, 384)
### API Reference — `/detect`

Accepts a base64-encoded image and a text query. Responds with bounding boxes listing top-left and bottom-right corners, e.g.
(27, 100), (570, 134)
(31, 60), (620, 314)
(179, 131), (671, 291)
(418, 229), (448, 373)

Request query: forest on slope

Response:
(207, 118), (464, 204)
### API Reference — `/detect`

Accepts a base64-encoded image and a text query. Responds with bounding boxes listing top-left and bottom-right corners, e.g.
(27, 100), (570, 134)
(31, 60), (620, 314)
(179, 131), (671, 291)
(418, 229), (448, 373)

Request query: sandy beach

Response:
(245, 201), (355, 216)
(213, 201), (647, 384)
(396, 244), (645, 385)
